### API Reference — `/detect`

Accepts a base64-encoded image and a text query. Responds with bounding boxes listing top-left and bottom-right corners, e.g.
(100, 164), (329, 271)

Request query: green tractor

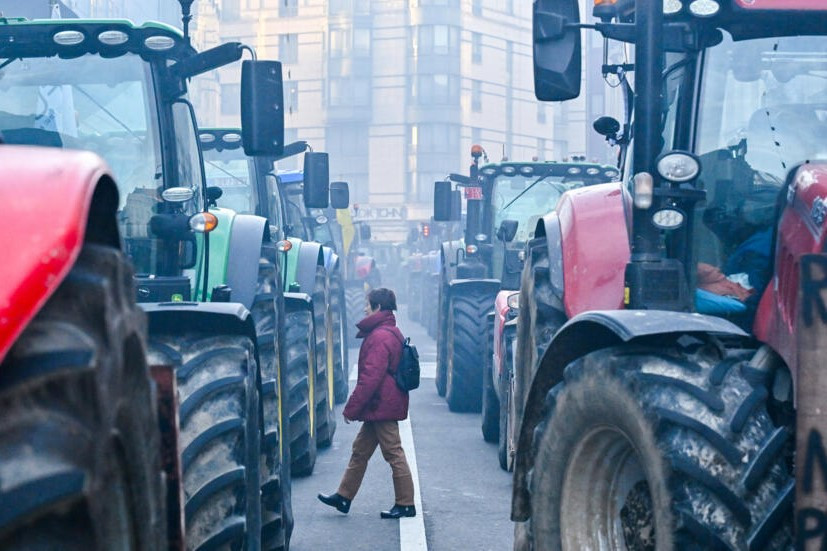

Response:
(199, 128), (346, 461)
(0, 16), (292, 550)
(433, 148), (620, 412)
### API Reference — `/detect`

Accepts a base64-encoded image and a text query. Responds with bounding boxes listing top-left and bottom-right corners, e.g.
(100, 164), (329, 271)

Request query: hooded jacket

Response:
(343, 310), (409, 422)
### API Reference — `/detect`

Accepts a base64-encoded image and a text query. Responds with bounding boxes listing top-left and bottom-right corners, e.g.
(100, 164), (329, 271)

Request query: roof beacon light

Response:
(664, 0), (683, 14)
(633, 172), (654, 209)
(98, 30), (129, 45)
(144, 35), (176, 51)
(53, 30), (85, 46)
(689, 0), (720, 17)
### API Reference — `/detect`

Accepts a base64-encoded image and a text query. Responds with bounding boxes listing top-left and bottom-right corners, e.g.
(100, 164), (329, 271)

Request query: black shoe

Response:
(380, 504), (416, 519)
(318, 492), (351, 514)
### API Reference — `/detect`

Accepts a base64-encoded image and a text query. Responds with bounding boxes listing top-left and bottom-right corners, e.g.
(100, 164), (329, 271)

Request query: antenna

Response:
(178, 0), (195, 44)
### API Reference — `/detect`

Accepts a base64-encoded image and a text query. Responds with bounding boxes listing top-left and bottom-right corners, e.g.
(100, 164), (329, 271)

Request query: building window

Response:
(536, 138), (546, 160)
(221, 83), (240, 115)
(328, 125), (369, 157)
(285, 81), (299, 114)
(224, 0), (241, 19)
(279, 33), (298, 64)
(537, 103), (546, 124)
(416, 25), (458, 56)
(418, 123), (458, 153)
(471, 32), (482, 64)
(354, 28), (371, 57)
(471, 127), (481, 145)
(471, 80), (482, 112)
(279, 0), (298, 17)
(414, 74), (458, 105)
(329, 78), (371, 107)
(472, 0), (482, 15)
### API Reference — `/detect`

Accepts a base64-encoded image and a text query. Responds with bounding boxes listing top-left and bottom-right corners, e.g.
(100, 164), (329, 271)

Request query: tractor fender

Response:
(555, 183), (631, 317)
(143, 302), (259, 355)
(283, 291), (314, 314)
(446, 278), (501, 301)
(533, 213), (565, 301)
(0, 146), (119, 362)
(320, 245), (339, 273)
(493, 290), (518, 378)
(511, 309), (748, 521)
(294, 240), (325, 293)
(440, 239), (464, 281)
(225, 214), (267, 310)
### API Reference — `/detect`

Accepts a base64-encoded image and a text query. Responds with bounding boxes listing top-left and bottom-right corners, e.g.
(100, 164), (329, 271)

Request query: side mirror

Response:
(206, 186), (223, 207)
(497, 219), (519, 242)
(302, 152), (330, 208)
(172, 42), (243, 80)
(434, 181), (454, 221)
(593, 116), (621, 138)
(533, 0), (582, 101)
(241, 60), (284, 156)
(330, 181), (350, 209)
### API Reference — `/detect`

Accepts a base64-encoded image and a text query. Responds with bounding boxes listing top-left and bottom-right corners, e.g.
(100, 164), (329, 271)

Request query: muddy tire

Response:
(149, 333), (262, 551)
(330, 270), (349, 405)
(498, 325), (516, 472)
(251, 248), (293, 550)
(481, 316), (499, 443)
(521, 341), (793, 550)
(435, 271), (448, 397)
(0, 245), (164, 551)
(345, 284), (364, 348)
(284, 308), (317, 477)
(311, 266), (336, 449)
(514, 235), (567, 419)
(445, 291), (490, 412)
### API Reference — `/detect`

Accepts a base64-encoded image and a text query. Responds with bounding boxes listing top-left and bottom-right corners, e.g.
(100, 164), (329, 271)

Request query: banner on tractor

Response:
(465, 186), (483, 200)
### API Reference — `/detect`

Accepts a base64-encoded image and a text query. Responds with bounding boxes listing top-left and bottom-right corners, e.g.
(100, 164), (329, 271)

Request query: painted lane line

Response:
(399, 415), (427, 551)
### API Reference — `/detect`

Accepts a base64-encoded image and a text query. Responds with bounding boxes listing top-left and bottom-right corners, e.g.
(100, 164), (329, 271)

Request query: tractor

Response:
(511, 0), (827, 549)
(0, 14), (294, 550)
(200, 129), (350, 414)
(433, 149), (619, 412)
(0, 145), (169, 549)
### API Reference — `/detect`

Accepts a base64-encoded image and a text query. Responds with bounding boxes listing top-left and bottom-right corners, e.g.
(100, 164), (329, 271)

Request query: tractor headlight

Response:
(161, 187), (195, 203)
(97, 30), (129, 45)
(656, 151), (700, 183)
(652, 208), (685, 230)
(53, 30), (85, 46)
(689, 0), (719, 17)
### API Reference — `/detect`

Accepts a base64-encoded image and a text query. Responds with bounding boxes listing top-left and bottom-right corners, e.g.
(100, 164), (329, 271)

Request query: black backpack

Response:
(380, 328), (420, 392)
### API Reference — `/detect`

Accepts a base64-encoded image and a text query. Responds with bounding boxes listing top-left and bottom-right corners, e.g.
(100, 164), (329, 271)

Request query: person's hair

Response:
(367, 288), (397, 312)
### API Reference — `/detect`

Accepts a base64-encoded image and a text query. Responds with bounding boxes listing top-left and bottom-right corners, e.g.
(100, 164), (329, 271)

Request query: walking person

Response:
(317, 288), (416, 519)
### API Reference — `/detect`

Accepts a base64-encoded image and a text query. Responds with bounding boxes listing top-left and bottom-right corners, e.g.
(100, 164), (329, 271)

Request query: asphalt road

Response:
(290, 308), (514, 550)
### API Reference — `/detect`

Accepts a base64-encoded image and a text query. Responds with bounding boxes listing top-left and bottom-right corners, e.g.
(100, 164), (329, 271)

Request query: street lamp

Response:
(178, 0), (195, 43)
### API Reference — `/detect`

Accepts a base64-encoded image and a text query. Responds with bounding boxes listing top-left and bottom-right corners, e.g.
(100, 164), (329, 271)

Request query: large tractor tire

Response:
(518, 341), (793, 550)
(330, 270), (349, 405)
(445, 291), (491, 412)
(149, 333), (263, 551)
(251, 248), (293, 550)
(480, 317), (499, 443)
(284, 308), (317, 477)
(435, 271), (449, 397)
(515, 236), (567, 412)
(311, 267), (336, 449)
(498, 327), (516, 472)
(345, 284), (365, 349)
(0, 245), (165, 551)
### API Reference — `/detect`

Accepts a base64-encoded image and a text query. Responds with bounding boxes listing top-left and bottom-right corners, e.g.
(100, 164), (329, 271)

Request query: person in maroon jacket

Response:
(317, 288), (416, 519)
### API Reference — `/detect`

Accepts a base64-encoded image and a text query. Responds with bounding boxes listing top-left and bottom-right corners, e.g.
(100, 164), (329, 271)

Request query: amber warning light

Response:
(734, 0), (825, 9)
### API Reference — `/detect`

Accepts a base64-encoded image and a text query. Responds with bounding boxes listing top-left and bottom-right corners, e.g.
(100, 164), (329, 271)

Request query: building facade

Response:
(188, 0), (611, 239)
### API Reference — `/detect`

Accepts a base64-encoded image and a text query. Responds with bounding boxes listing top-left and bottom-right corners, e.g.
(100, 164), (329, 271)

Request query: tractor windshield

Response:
(491, 174), (587, 243)
(0, 53), (162, 208)
(203, 151), (257, 214)
(692, 32), (827, 317)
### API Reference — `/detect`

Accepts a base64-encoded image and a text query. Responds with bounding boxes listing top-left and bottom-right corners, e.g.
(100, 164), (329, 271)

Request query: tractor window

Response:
(491, 174), (586, 243)
(203, 154), (257, 215)
(692, 32), (827, 317)
(0, 53), (162, 210)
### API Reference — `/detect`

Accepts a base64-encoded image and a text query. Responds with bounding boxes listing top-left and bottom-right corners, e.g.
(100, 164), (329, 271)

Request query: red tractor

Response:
(512, 0), (827, 548)
(0, 146), (169, 548)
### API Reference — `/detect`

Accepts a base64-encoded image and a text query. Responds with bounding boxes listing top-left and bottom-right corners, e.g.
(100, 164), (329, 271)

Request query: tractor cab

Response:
(0, 18), (283, 301)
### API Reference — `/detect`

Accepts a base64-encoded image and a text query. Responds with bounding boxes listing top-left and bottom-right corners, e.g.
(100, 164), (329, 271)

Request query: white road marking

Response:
(399, 415), (428, 551)
(419, 361), (436, 379)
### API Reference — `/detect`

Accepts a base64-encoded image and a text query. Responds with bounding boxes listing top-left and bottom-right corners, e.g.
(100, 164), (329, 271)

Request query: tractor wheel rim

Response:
(560, 426), (654, 550)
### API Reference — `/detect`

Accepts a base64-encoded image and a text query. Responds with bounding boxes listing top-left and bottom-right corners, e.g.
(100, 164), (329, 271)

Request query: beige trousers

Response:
(337, 420), (415, 506)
